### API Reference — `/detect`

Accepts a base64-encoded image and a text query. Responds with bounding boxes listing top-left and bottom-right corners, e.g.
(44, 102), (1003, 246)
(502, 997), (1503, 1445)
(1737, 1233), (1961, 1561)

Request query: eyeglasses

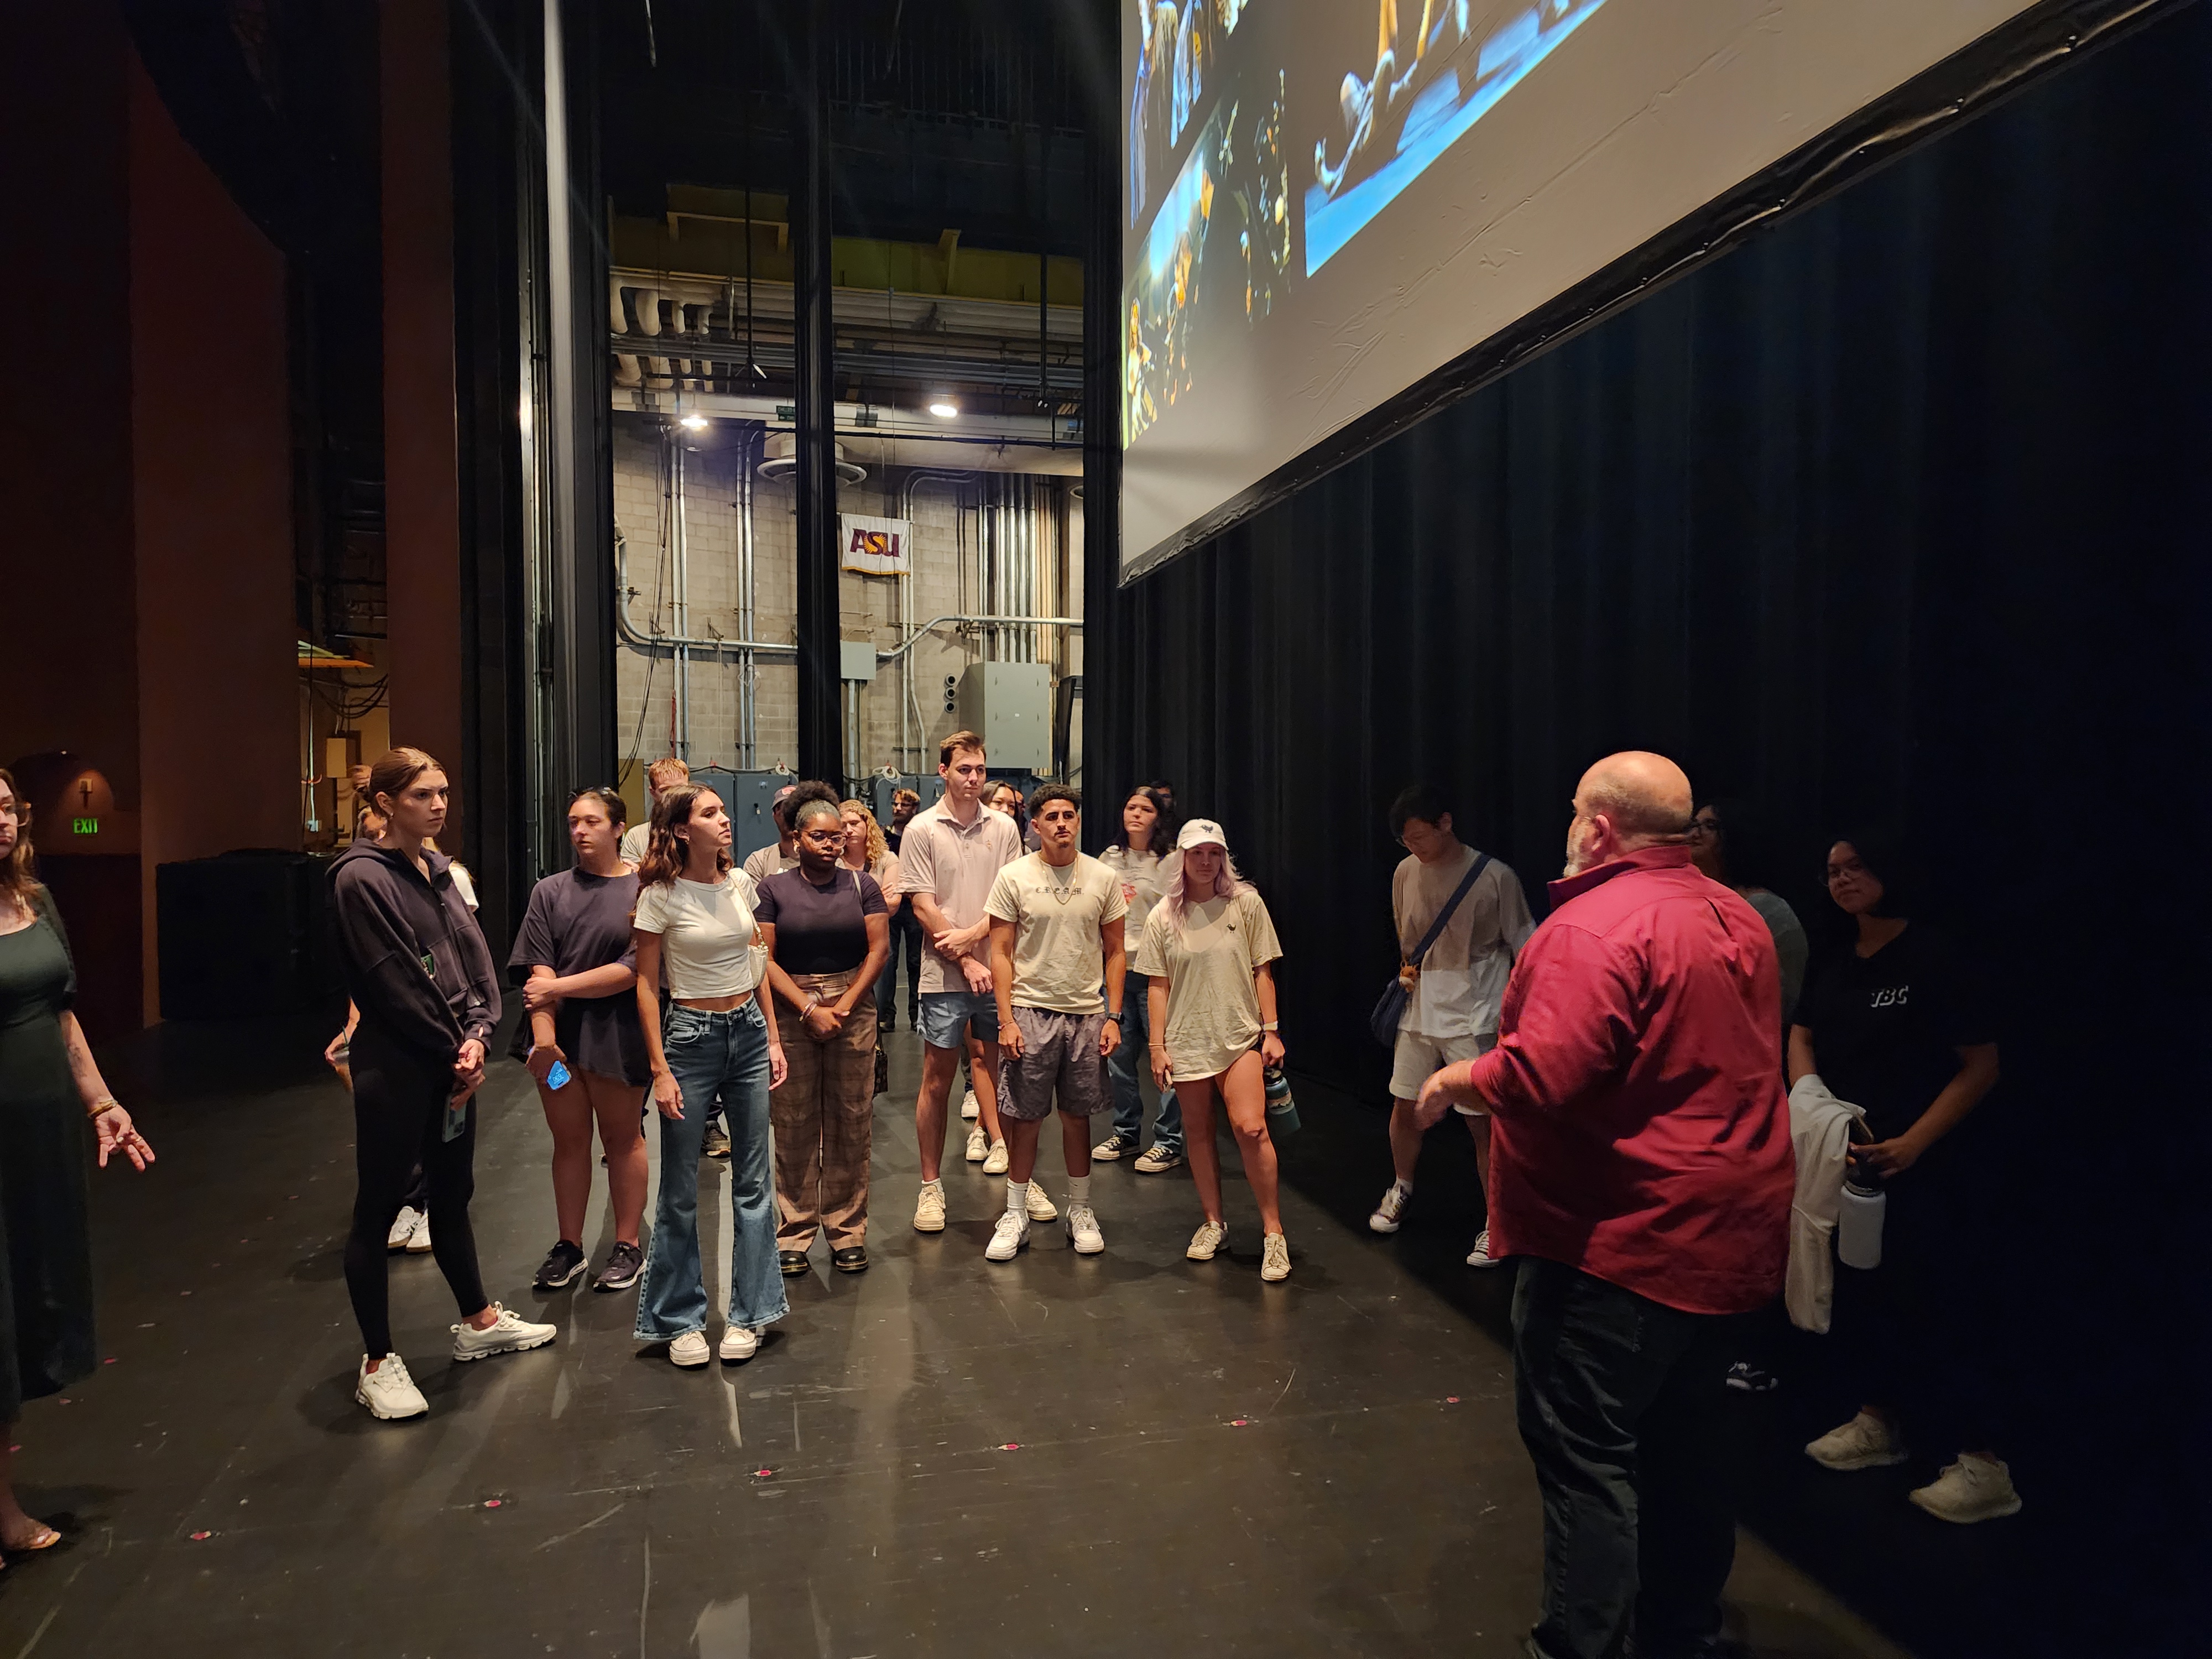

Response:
(1825, 861), (1866, 882)
(1685, 818), (1720, 838)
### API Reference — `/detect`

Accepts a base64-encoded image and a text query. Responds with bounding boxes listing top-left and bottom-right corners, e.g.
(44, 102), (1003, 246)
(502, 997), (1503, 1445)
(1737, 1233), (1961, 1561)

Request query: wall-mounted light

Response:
(680, 413), (709, 431)
(928, 399), (959, 419)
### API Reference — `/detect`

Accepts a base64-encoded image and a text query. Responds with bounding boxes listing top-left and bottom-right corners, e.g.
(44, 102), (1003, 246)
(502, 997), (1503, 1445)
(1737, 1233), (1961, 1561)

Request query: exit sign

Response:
(72, 816), (98, 835)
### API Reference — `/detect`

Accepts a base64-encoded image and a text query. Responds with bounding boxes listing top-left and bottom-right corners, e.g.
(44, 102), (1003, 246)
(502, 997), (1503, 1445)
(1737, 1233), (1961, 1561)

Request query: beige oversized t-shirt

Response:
(984, 852), (1128, 1015)
(1132, 889), (1284, 1082)
(1391, 844), (1535, 1040)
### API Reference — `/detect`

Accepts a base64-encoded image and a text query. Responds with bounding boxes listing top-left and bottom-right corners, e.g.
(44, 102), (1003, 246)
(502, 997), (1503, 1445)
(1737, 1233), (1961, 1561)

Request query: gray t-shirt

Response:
(1744, 888), (1809, 1029)
(507, 868), (647, 1083)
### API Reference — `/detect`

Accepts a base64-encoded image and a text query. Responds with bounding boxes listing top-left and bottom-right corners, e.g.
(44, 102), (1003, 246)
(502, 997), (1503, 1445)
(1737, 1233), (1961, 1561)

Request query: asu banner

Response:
(839, 513), (912, 576)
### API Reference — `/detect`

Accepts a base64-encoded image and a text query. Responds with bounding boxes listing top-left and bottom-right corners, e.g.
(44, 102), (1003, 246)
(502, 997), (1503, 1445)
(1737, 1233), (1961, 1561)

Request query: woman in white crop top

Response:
(630, 783), (790, 1365)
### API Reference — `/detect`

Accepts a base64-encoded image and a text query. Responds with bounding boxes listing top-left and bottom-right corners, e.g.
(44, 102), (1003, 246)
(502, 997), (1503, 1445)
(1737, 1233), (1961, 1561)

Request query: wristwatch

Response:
(1105, 1008), (1125, 1025)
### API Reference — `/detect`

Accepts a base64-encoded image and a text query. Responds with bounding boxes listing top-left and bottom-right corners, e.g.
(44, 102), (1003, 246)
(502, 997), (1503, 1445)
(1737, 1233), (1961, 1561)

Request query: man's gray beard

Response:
(1562, 827), (1590, 880)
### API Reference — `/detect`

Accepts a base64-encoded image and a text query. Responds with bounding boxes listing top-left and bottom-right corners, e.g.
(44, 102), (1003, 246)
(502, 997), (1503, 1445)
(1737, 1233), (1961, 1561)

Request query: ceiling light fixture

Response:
(928, 399), (959, 419)
(679, 413), (708, 431)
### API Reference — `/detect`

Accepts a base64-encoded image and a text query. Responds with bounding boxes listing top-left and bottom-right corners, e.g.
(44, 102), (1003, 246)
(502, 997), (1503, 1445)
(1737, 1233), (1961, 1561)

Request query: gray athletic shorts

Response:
(996, 1007), (1112, 1121)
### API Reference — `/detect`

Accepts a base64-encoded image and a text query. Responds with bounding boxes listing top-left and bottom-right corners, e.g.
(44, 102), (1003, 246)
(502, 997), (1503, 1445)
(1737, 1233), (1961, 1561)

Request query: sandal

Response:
(2, 1521), (60, 1553)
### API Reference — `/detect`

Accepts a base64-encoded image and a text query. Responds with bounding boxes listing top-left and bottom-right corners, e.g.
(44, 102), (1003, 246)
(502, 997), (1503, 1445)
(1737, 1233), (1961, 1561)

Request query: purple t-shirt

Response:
(755, 867), (885, 975)
(507, 868), (646, 1083)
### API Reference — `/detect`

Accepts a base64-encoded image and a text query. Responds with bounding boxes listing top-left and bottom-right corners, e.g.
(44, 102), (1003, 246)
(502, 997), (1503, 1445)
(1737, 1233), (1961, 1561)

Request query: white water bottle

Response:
(1837, 1164), (1886, 1270)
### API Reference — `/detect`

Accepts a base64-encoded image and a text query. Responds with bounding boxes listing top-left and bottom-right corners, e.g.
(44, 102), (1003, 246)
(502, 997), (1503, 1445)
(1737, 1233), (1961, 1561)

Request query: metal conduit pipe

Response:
(616, 536), (796, 657)
(897, 470), (974, 770)
(873, 614), (1083, 665)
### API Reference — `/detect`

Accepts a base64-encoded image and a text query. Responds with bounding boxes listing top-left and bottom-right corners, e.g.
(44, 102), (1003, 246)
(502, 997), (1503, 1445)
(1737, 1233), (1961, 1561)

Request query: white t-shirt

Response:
(631, 869), (765, 1000)
(1098, 844), (1178, 944)
(1391, 845), (1534, 1040)
(1132, 889), (1283, 1082)
(617, 823), (650, 867)
(983, 852), (1128, 1016)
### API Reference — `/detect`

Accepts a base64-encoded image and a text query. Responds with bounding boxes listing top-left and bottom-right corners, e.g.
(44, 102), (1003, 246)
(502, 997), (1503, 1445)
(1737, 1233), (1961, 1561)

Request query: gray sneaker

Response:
(593, 1240), (644, 1292)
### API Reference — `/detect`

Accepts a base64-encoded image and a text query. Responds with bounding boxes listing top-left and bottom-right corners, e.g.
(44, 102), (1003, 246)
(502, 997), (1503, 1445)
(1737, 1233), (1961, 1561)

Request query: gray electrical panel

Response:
(863, 771), (945, 827)
(699, 767), (795, 863)
(954, 662), (1052, 772)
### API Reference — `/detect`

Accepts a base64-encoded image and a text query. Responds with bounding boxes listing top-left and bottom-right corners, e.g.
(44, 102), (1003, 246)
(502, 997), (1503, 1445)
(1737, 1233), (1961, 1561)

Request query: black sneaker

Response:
(832, 1245), (869, 1274)
(702, 1124), (733, 1160)
(533, 1239), (587, 1291)
(593, 1240), (644, 1292)
(778, 1250), (810, 1276)
(1725, 1361), (1780, 1394)
(1091, 1130), (1139, 1162)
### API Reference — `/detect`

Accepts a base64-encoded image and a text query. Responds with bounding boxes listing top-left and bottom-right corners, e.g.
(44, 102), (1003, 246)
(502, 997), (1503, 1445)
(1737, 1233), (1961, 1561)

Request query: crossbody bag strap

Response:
(1405, 852), (1493, 970)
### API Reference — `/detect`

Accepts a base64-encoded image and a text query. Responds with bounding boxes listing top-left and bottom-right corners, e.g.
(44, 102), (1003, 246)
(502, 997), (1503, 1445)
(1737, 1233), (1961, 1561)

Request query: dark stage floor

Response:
(0, 1015), (2059, 1657)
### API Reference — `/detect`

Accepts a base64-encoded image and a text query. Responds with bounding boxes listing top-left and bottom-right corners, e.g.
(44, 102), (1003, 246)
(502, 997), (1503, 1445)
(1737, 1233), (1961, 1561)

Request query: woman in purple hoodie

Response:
(329, 748), (555, 1421)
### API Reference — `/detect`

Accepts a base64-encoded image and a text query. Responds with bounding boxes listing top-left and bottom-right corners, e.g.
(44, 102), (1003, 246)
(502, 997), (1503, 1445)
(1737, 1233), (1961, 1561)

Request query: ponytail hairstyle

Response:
(1158, 834), (1251, 936)
(365, 747), (444, 817)
(0, 768), (42, 912)
(637, 782), (731, 887)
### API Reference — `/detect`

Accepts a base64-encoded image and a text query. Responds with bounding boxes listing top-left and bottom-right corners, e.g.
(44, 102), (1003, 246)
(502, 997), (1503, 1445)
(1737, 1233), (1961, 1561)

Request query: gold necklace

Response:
(1043, 858), (1081, 905)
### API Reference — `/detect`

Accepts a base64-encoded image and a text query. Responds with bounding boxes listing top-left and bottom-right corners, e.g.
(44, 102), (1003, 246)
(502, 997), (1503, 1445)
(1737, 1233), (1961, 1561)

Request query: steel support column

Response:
(791, 1), (841, 782)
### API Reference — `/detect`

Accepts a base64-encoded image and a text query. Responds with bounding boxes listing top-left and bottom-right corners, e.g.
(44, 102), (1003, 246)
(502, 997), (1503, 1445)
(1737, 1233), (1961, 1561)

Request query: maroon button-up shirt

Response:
(1465, 844), (1792, 1316)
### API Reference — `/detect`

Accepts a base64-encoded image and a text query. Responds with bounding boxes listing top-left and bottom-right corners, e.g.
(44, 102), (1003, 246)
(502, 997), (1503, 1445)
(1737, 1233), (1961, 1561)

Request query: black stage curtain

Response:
(1092, 7), (2209, 1644)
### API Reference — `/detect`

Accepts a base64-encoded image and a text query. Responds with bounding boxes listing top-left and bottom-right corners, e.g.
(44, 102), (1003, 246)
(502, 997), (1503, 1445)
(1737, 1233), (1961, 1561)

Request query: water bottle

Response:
(1263, 1064), (1300, 1137)
(1837, 1159), (1886, 1270)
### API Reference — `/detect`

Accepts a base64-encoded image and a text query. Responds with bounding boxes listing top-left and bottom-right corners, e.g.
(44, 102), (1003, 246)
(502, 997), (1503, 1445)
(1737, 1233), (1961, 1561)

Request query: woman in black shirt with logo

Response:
(1788, 830), (2011, 1524)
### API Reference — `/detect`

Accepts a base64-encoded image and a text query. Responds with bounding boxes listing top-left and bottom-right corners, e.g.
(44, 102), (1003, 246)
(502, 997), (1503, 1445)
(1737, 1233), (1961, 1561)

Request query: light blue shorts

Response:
(918, 989), (1000, 1050)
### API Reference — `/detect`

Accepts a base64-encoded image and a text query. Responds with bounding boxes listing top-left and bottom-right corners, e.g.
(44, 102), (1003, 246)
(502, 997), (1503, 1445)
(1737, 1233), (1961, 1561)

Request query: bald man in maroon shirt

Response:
(1416, 752), (1792, 1659)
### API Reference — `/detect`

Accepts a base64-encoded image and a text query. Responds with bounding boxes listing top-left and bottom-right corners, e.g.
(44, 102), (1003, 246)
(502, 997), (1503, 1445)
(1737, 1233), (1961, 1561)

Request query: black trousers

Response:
(343, 1027), (489, 1357)
(1512, 1258), (1743, 1659)
(877, 905), (924, 1024)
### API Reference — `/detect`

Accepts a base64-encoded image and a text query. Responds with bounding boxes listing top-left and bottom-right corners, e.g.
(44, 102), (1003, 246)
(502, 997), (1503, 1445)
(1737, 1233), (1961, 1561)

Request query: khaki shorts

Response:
(997, 1008), (1112, 1121)
(1391, 1029), (1496, 1114)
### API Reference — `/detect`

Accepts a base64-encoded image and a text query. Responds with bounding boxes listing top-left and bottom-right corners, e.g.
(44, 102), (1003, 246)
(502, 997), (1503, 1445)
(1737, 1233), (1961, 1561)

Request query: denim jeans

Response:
(634, 1001), (789, 1339)
(877, 904), (924, 1025)
(1512, 1258), (1741, 1659)
(1107, 973), (1182, 1151)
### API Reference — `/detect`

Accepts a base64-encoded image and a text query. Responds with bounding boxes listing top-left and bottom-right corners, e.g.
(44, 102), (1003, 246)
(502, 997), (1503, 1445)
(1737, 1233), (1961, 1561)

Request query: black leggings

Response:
(343, 1029), (488, 1356)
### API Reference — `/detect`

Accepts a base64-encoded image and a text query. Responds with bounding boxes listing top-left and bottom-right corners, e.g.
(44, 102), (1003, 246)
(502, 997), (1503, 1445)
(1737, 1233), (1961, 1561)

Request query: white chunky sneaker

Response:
(1465, 1228), (1507, 1269)
(718, 1326), (760, 1363)
(913, 1180), (947, 1233)
(451, 1303), (556, 1361)
(960, 1089), (980, 1121)
(1187, 1219), (1227, 1261)
(1368, 1181), (1410, 1234)
(405, 1213), (434, 1254)
(985, 1211), (1031, 1261)
(982, 1141), (1010, 1175)
(355, 1353), (427, 1420)
(1910, 1454), (2022, 1524)
(1024, 1182), (1059, 1222)
(1806, 1410), (1911, 1471)
(964, 1125), (988, 1162)
(1261, 1233), (1291, 1282)
(669, 1331), (711, 1368)
(1064, 1204), (1104, 1255)
(386, 1207), (423, 1250)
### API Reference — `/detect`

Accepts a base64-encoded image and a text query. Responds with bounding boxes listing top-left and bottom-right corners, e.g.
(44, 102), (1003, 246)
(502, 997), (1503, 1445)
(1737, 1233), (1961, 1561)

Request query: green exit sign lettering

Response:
(72, 816), (98, 836)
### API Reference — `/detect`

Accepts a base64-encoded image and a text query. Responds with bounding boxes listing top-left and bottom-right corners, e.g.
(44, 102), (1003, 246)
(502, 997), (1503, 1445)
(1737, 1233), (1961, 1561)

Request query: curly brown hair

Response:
(0, 768), (41, 914)
(636, 782), (732, 888)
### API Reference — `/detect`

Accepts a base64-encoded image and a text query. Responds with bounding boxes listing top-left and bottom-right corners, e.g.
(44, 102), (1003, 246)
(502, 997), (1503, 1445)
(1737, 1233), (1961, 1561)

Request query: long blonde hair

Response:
(1159, 839), (1250, 935)
(840, 800), (887, 869)
(0, 768), (41, 912)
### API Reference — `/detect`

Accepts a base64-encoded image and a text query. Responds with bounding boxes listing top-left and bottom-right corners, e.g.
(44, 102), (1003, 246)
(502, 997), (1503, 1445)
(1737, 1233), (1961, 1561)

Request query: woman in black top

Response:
(1788, 830), (2014, 1524)
(510, 787), (649, 1296)
(330, 748), (555, 1421)
(755, 795), (890, 1275)
(0, 769), (153, 1559)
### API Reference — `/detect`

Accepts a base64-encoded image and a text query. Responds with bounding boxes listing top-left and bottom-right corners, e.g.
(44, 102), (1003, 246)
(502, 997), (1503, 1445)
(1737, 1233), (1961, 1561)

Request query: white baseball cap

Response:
(1175, 818), (1228, 852)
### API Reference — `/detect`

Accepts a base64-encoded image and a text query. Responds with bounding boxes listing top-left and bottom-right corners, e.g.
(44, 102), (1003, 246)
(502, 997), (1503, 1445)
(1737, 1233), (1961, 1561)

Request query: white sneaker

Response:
(669, 1330), (711, 1368)
(1369, 1181), (1410, 1234)
(964, 1126), (988, 1162)
(451, 1302), (556, 1361)
(913, 1180), (946, 1233)
(982, 1141), (1010, 1175)
(1065, 1204), (1104, 1255)
(1465, 1228), (1507, 1269)
(1024, 1182), (1058, 1222)
(1261, 1232), (1291, 1282)
(985, 1211), (1031, 1261)
(960, 1089), (980, 1121)
(387, 1207), (423, 1250)
(1187, 1219), (1227, 1261)
(718, 1326), (760, 1363)
(1910, 1454), (2022, 1524)
(1806, 1410), (1911, 1471)
(405, 1213), (434, 1254)
(355, 1353), (427, 1420)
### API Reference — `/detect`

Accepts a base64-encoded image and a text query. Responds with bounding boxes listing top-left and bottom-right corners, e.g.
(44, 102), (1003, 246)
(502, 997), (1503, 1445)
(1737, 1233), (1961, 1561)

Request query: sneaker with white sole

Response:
(964, 1126), (988, 1162)
(718, 1326), (760, 1363)
(669, 1330), (711, 1368)
(960, 1089), (980, 1121)
(1092, 1131), (1138, 1162)
(405, 1213), (434, 1254)
(985, 1211), (1031, 1261)
(355, 1353), (428, 1420)
(1187, 1219), (1227, 1261)
(1024, 1182), (1058, 1222)
(913, 1180), (947, 1233)
(702, 1124), (732, 1160)
(1908, 1454), (2022, 1524)
(1369, 1181), (1410, 1234)
(1133, 1144), (1183, 1174)
(533, 1239), (587, 1291)
(1261, 1233), (1291, 1282)
(982, 1141), (1010, 1175)
(1465, 1229), (1507, 1269)
(1065, 1204), (1104, 1255)
(387, 1206), (424, 1251)
(451, 1302), (557, 1361)
(1806, 1410), (1910, 1471)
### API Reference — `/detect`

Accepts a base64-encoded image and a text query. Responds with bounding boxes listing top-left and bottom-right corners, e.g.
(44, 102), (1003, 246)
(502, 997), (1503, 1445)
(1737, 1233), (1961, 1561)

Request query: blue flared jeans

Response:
(634, 1001), (789, 1340)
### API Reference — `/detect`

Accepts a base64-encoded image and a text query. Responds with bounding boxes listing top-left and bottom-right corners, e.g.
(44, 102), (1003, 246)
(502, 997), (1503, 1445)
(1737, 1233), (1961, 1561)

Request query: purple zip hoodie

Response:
(330, 838), (501, 1062)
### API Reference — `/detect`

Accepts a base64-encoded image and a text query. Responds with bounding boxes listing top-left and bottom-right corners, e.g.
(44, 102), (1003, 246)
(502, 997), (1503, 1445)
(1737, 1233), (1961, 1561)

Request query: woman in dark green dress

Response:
(0, 770), (154, 1561)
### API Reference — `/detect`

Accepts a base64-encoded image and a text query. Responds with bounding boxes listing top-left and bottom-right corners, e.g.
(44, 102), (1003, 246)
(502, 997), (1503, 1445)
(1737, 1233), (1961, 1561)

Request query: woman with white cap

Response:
(1130, 818), (1292, 1281)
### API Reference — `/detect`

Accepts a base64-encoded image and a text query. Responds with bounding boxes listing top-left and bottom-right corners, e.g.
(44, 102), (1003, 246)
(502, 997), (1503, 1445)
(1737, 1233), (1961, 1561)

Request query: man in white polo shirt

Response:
(899, 731), (1055, 1233)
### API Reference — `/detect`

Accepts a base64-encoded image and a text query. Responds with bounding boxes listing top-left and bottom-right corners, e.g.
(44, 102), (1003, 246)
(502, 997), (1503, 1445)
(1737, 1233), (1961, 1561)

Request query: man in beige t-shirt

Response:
(982, 786), (1128, 1261)
(619, 756), (690, 867)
